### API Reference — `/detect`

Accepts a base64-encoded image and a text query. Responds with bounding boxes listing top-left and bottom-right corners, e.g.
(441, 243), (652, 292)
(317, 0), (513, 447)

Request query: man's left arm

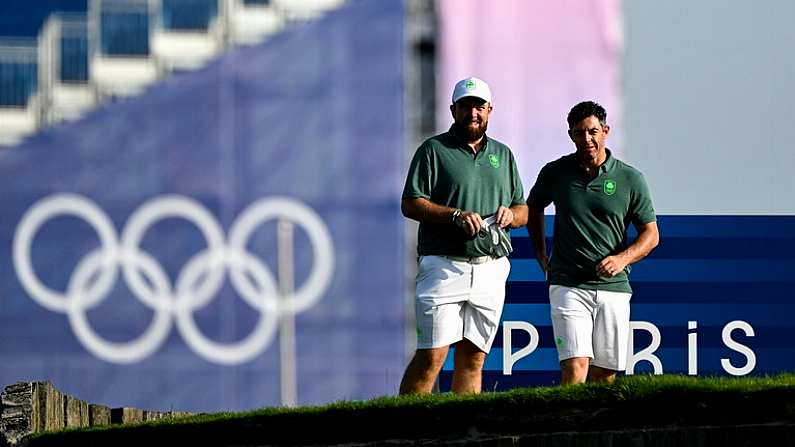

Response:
(495, 151), (528, 228)
(596, 221), (659, 278)
(495, 204), (528, 228)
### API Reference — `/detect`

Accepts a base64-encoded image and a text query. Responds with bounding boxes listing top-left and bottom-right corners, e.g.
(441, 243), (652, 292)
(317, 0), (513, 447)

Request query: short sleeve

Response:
(509, 152), (525, 206)
(528, 163), (554, 208)
(630, 172), (656, 225)
(402, 143), (432, 200)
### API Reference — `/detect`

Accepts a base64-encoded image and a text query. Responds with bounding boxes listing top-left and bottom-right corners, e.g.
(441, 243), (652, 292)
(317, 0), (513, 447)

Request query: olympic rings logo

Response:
(12, 193), (334, 365)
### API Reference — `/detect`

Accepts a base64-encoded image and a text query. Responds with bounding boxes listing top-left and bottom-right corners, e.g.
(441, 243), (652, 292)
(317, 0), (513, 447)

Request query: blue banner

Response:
(0, 0), (405, 412)
(442, 215), (795, 389)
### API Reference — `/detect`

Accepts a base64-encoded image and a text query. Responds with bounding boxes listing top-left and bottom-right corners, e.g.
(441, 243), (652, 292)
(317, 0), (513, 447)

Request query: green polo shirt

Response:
(402, 128), (525, 257)
(529, 150), (656, 293)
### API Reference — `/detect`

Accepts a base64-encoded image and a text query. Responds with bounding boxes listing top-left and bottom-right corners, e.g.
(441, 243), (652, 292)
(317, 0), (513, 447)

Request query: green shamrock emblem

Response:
(604, 179), (617, 195)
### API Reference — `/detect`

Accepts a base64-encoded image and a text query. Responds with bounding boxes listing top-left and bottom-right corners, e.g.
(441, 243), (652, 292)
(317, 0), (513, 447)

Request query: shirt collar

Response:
(569, 148), (616, 174)
(601, 148), (617, 173)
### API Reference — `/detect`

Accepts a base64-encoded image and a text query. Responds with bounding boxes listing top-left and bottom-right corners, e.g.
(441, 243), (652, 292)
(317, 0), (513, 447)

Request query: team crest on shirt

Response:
(488, 154), (500, 168)
(603, 179), (617, 195)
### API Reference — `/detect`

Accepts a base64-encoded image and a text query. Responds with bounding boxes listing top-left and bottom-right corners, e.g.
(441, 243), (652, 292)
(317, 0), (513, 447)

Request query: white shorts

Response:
(414, 255), (510, 353)
(549, 284), (632, 371)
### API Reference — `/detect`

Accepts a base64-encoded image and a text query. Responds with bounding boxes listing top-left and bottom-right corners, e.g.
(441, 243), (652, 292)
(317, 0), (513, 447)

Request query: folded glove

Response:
(480, 216), (513, 258)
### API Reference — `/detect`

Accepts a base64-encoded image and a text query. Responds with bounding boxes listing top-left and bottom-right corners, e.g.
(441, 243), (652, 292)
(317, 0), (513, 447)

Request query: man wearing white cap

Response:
(399, 77), (528, 394)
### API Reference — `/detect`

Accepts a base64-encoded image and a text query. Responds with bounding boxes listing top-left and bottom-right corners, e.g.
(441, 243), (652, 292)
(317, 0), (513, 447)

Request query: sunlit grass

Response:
(28, 373), (795, 445)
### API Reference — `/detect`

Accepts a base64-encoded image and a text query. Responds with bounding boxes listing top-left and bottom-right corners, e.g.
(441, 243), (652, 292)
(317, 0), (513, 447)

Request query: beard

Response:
(454, 119), (488, 142)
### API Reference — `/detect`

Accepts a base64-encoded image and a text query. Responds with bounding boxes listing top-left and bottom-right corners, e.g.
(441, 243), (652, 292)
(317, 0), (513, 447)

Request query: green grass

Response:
(26, 373), (795, 446)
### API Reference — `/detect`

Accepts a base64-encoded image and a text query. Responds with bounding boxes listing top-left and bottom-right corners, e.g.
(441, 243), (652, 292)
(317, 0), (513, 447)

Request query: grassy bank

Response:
(26, 374), (795, 446)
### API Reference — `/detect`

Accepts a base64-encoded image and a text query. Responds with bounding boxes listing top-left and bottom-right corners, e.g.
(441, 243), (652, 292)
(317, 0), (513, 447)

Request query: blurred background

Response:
(0, 0), (793, 413)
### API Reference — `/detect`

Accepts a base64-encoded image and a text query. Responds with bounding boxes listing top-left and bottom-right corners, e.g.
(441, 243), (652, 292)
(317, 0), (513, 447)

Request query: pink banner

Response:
(437, 0), (623, 192)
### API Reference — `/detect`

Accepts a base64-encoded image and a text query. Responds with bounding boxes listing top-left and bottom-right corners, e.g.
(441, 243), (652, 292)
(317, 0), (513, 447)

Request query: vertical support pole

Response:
(278, 219), (297, 407)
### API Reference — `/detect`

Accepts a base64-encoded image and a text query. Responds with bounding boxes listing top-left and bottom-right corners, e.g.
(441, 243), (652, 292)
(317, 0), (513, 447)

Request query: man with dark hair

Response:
(399, 77), (527, 394)
(526, 100), (659, 384)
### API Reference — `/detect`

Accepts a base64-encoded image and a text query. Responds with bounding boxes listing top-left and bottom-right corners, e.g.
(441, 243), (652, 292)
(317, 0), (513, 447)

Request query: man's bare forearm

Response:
(509, 204), (528, 228)
(525, 202), (546, 256)
(401, 198), (457, 224)
(616, 222), (660, 265)
(525, 200), (548, 272)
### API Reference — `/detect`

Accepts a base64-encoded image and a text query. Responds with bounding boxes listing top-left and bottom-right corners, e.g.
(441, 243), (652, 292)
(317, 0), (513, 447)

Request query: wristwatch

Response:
(451, 209), (462, 225)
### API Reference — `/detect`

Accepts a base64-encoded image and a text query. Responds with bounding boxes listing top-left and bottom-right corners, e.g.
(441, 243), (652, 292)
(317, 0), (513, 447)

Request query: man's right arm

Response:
(401, 197), (456, 223)
(525, 197), (549, 273)
(401, 198), (482, 237)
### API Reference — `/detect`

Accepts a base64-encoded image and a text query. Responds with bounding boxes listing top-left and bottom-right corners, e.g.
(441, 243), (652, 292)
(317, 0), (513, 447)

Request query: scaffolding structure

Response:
(0, 0), (345, 146)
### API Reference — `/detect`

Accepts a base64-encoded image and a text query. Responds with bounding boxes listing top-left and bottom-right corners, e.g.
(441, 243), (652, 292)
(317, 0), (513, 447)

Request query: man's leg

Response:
(451, 339), (486, 393)
(588, 365), (617, 383)
(550, 286), (596, 385)
(453, 257), (510, 394)
(399, 346), (450, 395)
(560, 357), (590, 384)
(590, 289), (632, 384)
(404, 256), (468, 395)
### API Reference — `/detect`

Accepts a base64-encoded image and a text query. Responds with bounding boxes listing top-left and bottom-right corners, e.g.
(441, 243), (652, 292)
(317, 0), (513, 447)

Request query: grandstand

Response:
(0, 0), (343, 146)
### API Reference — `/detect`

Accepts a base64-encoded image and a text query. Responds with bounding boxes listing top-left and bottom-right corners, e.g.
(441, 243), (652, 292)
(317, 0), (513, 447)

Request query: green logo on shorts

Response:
(604, 179), (617, 195)
(555, 336), (566, 348)
(488, 154), (500, 168)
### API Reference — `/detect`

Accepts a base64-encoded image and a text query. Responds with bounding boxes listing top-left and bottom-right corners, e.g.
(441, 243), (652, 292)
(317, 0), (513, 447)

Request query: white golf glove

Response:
(480, 216), (513, 258)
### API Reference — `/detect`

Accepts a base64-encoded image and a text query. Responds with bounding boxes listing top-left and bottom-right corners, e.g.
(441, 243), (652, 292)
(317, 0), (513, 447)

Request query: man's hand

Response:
(495, 206), (514, 228)
(596, 222), (659, 278)
(596, 255), (628, 278)
(455, 211), (484, 237)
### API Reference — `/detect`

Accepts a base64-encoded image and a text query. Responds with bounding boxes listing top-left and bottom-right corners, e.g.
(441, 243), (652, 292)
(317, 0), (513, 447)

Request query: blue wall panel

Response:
(441, 215), (795, 389)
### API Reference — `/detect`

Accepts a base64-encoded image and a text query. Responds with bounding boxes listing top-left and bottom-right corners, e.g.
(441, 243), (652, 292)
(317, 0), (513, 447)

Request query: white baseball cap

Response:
(451, 77), (492, 104)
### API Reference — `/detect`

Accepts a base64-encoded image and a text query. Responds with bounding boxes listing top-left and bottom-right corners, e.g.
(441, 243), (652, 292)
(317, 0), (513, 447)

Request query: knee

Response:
(560, 357), (590, 383)
(454, 346), (486, 372)
(564, 358), (589, 371)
